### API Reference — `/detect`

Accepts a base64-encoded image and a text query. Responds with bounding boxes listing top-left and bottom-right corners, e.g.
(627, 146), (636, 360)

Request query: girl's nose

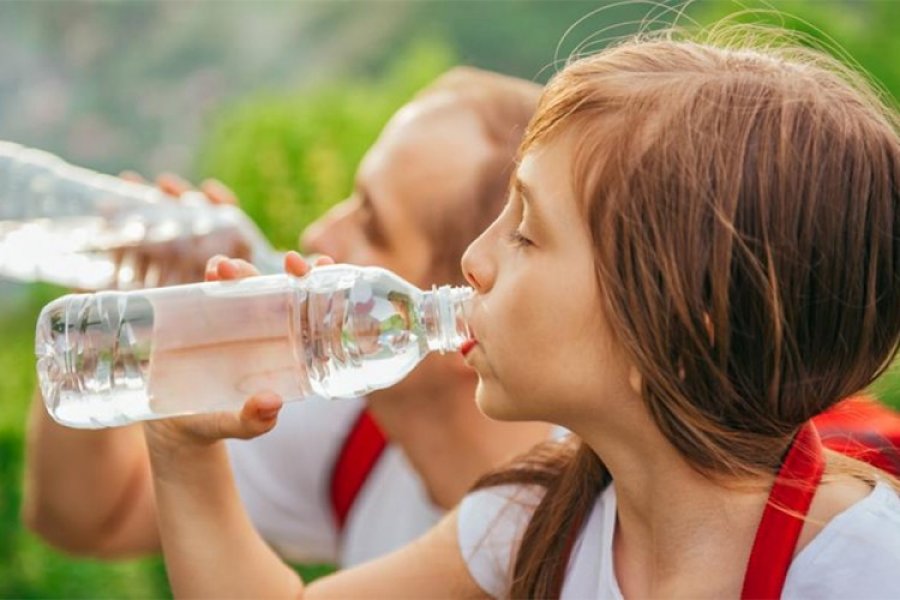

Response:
(461, 228), (495, 294)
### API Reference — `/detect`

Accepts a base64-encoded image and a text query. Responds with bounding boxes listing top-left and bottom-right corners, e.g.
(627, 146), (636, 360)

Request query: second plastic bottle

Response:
(35, 265), (472, 429)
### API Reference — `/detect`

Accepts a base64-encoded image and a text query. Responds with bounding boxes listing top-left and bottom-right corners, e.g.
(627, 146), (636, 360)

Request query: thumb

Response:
(230, 392), (284, 440)
(195, 393), (283, 441)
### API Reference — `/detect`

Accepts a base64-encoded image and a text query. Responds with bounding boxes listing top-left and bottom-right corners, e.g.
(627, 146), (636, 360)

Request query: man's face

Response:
(299, 98), (494, 289)
(299, 97), (495, 404)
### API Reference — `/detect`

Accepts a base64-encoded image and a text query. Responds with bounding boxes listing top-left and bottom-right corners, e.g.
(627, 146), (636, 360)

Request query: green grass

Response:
(0, 283), (171, 598)
(0, 40), (453, 597)
(0, 283), (343, 597)
(4, 280), (899, 596)
(871, 364), (900, 410)
(4, 7), (900, 591)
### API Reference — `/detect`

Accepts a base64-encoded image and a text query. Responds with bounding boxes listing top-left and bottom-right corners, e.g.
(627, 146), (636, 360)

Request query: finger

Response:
(109, 247), (125, 288)
(156, 260), (173, 287)
(215, 258), (257, 281)
(205, 254), (230, 281)
(226, 393), (283, 440)
(223, 258), (259, 279)
(144, 261), (162, 289)
(182, 393), (282, 442)
(156, 172), (194, 198)
(200, 178), (238, 206)
(284, 250), (312, 277)
(244, 392), (283, 423)
(119, 170), (147, 183)
(134, 250), (151, 289)
(217, 259), (238, 280)
(314, 255), (335, 267)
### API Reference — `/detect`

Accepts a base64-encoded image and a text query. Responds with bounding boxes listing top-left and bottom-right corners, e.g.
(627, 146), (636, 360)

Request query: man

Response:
(22, 67), (551, 566)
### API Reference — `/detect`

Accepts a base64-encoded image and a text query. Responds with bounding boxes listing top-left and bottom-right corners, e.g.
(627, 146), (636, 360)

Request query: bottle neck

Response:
(175, 199), (284, 275)
(420, 285), (473, 353)
(215, 203), (284, 274)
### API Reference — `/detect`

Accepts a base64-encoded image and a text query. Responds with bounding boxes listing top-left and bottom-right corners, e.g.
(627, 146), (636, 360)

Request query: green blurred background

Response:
(1, 1), (898, 597)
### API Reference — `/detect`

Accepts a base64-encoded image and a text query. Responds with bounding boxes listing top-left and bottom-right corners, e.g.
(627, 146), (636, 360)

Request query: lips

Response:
(460, 338), (478, 357)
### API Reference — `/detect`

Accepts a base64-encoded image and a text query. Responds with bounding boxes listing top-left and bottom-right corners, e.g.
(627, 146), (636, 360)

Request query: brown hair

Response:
(476, 29), (900, 598)
(416, 67), (541, 284)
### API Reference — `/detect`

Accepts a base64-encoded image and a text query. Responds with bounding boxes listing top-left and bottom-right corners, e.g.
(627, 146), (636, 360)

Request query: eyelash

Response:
(507, 228), (533, 247)
(359, 199), (387, 247)
(504, 191), (534, 248)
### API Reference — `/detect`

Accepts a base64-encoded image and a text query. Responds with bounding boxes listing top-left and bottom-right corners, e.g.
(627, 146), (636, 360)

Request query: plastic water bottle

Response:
(35, 264), (473, 429)
(0, 141), (283, 289)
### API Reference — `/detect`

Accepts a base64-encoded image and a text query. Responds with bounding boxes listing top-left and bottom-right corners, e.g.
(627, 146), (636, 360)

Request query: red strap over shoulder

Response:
(741, 422), (825, 600)
(329, 409), (388, 530)
(813, 395), (900, 476)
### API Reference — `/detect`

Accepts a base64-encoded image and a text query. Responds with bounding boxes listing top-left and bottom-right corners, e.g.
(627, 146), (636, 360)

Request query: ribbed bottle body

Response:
(37, 275), (308, 427)
(36, 265), (472, 428)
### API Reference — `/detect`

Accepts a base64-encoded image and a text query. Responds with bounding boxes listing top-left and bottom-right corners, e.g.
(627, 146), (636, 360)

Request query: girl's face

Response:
(461, 136), (638, 427)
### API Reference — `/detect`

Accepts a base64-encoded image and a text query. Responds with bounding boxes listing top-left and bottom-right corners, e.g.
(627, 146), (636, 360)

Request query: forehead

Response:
(357, 99), (494, 222)
(517, 139), (584, 234)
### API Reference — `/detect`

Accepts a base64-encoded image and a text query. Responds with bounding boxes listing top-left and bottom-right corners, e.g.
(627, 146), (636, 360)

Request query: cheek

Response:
(480, 283), (628, 422)
(474, 296), (570, 415)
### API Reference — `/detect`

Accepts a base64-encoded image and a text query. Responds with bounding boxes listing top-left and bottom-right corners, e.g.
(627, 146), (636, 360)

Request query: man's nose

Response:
(299, 201), (354, 259)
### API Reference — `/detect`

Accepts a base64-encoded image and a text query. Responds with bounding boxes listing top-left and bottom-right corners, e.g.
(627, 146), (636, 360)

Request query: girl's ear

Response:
(628, 365), (642, 396)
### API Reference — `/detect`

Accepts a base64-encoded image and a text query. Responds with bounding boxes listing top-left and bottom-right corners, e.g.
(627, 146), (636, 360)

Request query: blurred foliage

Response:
(693, 0), (900, 103)
(196, 37), (456, 250)
(0, 38), (454, 600)
(3, 2), (900, 598)
(0, 283), (171, 598)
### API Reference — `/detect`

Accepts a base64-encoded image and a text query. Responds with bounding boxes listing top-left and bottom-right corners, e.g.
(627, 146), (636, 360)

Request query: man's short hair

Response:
(416, 67), (541, 283)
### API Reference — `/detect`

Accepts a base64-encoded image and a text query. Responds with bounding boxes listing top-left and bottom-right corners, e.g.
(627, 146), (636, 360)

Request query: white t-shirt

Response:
(226, 396), (441, 567)
(459, 481), (900, 598)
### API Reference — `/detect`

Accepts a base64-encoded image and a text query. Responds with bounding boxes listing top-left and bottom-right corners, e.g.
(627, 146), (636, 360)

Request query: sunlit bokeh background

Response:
(1, 1), (898, 596)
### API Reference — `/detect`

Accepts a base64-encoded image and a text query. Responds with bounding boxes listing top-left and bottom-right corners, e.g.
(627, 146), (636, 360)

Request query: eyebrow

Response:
(513, 177), (543, 223)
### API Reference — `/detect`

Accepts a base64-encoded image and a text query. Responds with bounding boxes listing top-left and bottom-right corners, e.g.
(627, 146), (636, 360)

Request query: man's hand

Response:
(111, 172), (252, 289)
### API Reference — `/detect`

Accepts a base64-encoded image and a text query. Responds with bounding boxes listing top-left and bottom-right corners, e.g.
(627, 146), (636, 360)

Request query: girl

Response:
(144, 27), (900, 598)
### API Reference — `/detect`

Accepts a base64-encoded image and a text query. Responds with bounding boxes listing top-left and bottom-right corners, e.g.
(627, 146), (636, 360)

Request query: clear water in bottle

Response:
(0, 216), (116, 289)
(0, 141), (283, 288)
(36, 265), (472, 428)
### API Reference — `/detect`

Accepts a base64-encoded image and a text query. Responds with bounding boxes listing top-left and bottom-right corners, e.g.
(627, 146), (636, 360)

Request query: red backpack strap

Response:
(741, 422), (825, 600)
(329, 409), (388, 530)
(813, 395), (900, 476)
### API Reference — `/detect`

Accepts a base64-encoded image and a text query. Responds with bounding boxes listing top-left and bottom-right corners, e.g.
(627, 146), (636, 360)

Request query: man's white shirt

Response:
(226, 396), (441, 567)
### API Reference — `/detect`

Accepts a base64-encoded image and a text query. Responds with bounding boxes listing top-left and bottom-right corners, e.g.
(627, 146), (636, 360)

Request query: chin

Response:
(474, 383), (528, 422)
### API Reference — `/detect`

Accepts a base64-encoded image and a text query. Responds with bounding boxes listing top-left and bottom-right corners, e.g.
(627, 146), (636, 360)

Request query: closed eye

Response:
(507, 229), (533, 247)
(359, 194), (388, 248)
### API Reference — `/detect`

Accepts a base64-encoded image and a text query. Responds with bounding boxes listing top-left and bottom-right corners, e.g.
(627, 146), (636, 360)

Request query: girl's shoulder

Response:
(457, 484), (546, 597)
(785, 481), (900, 598)
(457, 483), (616, 598)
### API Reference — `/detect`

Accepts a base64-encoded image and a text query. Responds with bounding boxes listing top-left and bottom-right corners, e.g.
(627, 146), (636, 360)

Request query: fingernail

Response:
(258, 407), (279, 420)
(218, 261), (237, 277)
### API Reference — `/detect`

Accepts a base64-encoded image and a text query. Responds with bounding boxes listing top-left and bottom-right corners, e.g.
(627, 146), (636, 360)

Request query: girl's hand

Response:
(144, 250), (336, 453)
(143, 391), (285, 456)
(204, 249), (334, 282)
